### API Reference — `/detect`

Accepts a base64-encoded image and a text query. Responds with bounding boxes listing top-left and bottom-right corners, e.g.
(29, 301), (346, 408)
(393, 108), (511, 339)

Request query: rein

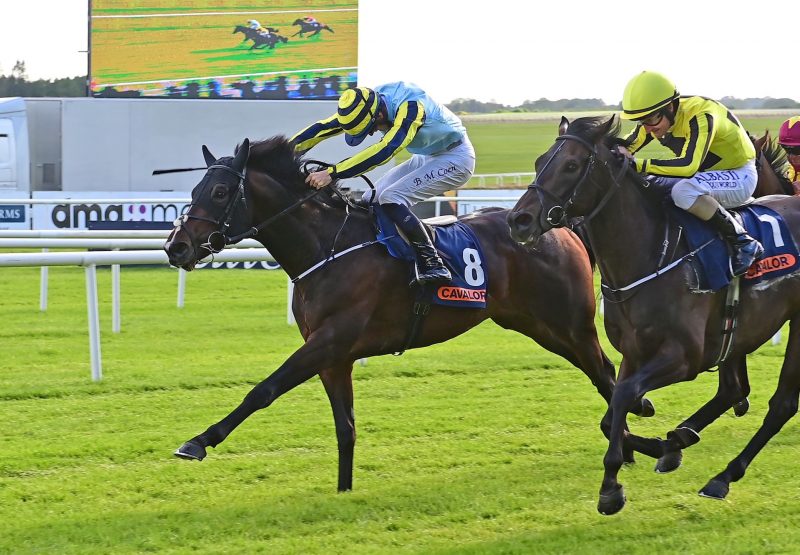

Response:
(527, 134), (623, 229)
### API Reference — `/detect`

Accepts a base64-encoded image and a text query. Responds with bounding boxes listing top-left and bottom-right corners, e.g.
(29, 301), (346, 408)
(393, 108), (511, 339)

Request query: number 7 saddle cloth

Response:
(670, 203), (799, 291)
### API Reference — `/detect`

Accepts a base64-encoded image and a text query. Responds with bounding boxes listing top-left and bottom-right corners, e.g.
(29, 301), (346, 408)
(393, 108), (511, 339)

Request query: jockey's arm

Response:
(291, 114), (344, 154)
(635, 114), (715, 177)
(329, 100), (426, 180)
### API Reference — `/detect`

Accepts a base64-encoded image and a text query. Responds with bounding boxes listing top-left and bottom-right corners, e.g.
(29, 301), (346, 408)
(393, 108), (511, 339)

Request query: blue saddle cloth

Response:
(670, 204), (799, 291)
(373, 205), (487, 308)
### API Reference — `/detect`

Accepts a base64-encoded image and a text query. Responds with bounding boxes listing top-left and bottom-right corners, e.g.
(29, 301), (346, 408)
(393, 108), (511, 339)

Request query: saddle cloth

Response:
(373, 205), (487, 308)
(670, 204), (799, 291)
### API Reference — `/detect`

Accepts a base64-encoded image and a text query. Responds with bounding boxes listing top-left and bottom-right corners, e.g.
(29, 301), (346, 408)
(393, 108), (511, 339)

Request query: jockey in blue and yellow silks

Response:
(618, 70), (763, 276)
(291, 82), (476, 285)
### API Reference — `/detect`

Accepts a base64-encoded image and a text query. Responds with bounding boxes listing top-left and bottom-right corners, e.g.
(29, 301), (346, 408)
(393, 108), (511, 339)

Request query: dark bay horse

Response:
(291, 19), (334, 37)
(163, 136), (654, 492)
(507, 115), (800, 515)
(232, 25), (288, 49)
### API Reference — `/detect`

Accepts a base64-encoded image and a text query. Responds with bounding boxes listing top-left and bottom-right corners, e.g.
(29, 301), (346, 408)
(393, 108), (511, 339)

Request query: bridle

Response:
(173, 159), (368, 257)
(527, 134), (627, 229)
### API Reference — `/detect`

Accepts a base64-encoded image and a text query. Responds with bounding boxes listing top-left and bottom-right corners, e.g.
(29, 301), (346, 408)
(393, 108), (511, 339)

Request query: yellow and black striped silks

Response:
(623, 96), (755, 176)
(291, 99), (427, 180)
(331, 99), (426, 178)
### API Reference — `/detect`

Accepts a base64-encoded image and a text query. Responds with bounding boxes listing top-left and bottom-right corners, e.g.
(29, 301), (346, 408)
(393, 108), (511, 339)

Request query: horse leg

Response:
(319, 363), (356, 491)
(599, 354), (690, 515)
(700, 317), (800, 500)
(654, 356), (750, 473)
(175, 333), (345, 464)
(494, 315), (654, 463)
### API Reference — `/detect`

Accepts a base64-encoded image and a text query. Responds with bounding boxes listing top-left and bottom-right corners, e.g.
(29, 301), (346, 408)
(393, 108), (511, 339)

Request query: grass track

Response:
(1, 265), (798, 553)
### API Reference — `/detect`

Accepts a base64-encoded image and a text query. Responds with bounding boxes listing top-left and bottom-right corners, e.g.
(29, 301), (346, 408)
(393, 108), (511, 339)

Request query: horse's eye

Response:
(566, 161), (579, 172)
(213, 187), (227, 199)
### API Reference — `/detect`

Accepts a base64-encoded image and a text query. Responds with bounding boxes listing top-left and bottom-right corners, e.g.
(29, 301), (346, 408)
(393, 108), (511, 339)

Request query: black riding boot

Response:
(708, 207), (764, 276)
(382, 203), (451, 285)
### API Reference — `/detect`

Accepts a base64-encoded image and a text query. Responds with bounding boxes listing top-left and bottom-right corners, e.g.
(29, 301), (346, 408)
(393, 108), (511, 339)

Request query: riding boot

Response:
(707, 207), (764, 276)
(382, 203), (451, 285)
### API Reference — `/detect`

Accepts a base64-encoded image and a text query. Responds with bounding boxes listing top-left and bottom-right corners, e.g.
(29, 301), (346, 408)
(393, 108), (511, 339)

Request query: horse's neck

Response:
(586, 179), (668, 287)
(258, 201), (370, 279)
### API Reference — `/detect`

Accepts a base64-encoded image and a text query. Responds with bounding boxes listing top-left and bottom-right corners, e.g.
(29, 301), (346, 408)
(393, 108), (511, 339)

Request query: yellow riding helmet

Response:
(621, 71), (680, 120)
(337, 87), (379, 146)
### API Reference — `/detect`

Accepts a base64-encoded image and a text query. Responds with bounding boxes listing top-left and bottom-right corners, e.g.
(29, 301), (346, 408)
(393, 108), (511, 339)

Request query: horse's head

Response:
(164, 139), (252, 270)
(508, 115), (622, 244)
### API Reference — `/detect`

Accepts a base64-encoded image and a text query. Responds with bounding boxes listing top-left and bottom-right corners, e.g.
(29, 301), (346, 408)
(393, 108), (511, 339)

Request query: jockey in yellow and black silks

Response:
(291, 82), (476, 285)
(617, 70), (763, 276)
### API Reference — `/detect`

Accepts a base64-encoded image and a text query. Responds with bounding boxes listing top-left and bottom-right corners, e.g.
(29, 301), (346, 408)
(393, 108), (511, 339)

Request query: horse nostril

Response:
(166, 241), (189, 259)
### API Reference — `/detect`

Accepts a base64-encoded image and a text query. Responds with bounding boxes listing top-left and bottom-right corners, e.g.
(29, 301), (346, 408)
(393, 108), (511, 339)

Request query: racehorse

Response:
(291, 19), (334, 37)
(232, 25), (288, 49)
(163, 136), (655, 492)
(507, 115), (800, 515)
(752, 130), (794, 197)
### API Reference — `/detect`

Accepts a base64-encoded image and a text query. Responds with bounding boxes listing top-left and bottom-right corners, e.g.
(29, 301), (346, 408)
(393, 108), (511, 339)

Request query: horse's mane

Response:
(245, 136), (355, 210)
(566, 115), (622, 149)
(761, 134), (791, 177)
(246, 136), (305, 184)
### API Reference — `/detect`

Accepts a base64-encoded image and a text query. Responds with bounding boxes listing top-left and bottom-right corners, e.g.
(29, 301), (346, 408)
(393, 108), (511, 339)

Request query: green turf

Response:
(1, 265), (797, 554)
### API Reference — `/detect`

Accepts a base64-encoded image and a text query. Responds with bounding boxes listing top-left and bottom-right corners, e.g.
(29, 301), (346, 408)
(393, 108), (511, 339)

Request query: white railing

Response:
(0, 248), (277, 382)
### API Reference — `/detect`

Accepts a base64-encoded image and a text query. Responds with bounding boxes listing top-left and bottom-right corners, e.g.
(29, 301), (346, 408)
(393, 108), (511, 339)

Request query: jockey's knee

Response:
(671, 179), (701, 211)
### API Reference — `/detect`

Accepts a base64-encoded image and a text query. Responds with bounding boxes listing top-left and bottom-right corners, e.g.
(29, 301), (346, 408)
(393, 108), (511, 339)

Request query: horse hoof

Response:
(174, 440), (207, 461)
(597, 485), (626, 515)
(638, 398), (656, 418)
(733, 397), (750, 417)
(654, 450), (682, 473)
(699, 479), (730, 500)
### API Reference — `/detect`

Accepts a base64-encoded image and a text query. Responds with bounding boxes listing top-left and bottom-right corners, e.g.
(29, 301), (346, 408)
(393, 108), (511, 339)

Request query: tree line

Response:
(447, 96), (800, 114)
(0, 62), (85, 98)
(2, 60), (798, 113)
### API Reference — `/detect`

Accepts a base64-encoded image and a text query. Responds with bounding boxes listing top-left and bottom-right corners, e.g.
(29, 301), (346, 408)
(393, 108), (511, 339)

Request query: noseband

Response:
(527, 134), (624, 229)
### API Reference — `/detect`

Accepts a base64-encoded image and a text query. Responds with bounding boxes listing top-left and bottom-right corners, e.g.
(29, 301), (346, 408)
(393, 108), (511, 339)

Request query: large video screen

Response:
(89, 1), (358, 99)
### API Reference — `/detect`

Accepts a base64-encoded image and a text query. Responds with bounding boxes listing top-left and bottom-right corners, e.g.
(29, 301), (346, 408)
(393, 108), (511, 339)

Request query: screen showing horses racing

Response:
(89, 0), (357, 99)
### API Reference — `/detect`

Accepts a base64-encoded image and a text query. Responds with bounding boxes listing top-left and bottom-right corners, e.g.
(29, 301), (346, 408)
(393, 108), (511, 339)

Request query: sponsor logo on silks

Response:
(745, 254), (797, 279)
(437, 286), (486, 302)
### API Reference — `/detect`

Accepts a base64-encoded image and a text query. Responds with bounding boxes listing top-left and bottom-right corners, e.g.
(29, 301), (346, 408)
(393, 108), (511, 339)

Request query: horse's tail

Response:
(325, 26), (334, 33)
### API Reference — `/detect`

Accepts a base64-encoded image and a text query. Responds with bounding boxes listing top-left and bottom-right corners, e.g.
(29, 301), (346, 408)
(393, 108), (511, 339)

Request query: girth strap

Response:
(714, 276), (741, 368)
(393, 284), (432, 356)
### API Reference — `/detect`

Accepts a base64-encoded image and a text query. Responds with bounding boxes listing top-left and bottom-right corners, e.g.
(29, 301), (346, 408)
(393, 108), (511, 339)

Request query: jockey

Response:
(291, 82), (476, 285)
(618, 70), (763, 277)
(778, 116), (800, 194)
(247, 19), (261, 30)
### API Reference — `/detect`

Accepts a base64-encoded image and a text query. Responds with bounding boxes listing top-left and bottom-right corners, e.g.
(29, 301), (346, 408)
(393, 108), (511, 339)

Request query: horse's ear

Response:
(558, 116), (570, 136)
(232, 138), (250, 173)
(202, 145), (216, 167)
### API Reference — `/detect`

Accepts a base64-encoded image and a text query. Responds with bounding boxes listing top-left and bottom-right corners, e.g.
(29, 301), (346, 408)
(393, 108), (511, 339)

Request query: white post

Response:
(85, 264), (103, 381)
(435, 199), (441, 217)
(177, 268), (186, 308)
(287, 277), (296, 325)
(39, 248), (48, 311)
(112, 259), (121, 333)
